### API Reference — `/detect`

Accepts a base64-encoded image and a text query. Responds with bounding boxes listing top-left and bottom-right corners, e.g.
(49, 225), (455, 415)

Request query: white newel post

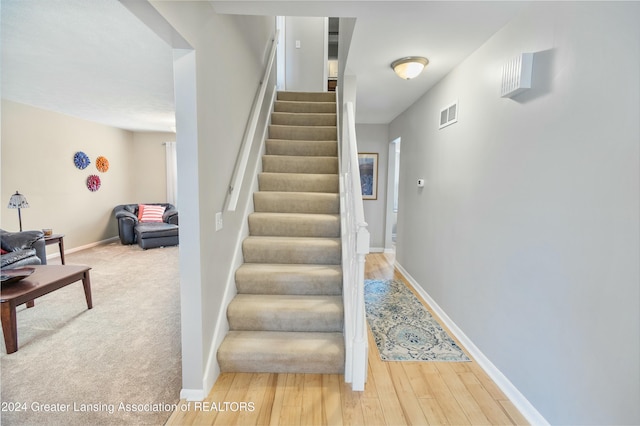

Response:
(351, 223), (369, 391)
(340, 100), (369, 391)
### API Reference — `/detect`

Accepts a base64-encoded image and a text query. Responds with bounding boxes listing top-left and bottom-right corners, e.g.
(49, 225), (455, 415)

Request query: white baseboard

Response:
(46, 236), (119, 260)
(180, 389), (206, 401)
(394, 261), (549, 426)
(368, 246), (385, 253)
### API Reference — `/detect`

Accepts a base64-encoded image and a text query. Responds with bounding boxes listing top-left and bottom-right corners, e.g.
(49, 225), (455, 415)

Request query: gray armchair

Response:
(1, 229), (47, 269)
(113, 203), (179, 249)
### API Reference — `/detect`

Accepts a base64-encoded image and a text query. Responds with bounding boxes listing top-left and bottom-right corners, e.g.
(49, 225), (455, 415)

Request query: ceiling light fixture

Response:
(391, 56), (429, 80)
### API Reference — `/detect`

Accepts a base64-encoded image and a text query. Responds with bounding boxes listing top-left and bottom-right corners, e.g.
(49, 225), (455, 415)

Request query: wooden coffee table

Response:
(1, 265), (92, 354)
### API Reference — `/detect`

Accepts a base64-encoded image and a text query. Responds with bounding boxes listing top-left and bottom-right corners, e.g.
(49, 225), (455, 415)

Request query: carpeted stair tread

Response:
(277, 91), (336, 102)
(262, 155), (338, 174)
(248, 212), (340, 238)
(243, 236), (341, 265)
(258, 172), (339, 193)
(235, 263), (342, 295)
(228, 294), (343, 332)
(218, 331), (344, 374)
(269, 125), (337, 141)
(274, 100), (336, 114)
(254, 192), (339, 214)
(266, 139), (337, 157)
(271, 112), (336, 127)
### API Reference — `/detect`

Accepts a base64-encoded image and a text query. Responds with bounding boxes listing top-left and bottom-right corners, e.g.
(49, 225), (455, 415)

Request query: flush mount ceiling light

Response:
(391, 56), (429, 80)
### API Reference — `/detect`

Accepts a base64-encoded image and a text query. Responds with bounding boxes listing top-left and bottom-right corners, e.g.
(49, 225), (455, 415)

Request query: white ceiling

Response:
(1, 0), (527, 131)
(1, 0), (176, 132)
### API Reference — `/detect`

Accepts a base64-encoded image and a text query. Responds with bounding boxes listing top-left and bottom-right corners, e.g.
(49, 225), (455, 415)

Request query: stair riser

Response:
(277, 92), (336, 102)
(219, 358), (344, 374)
(227, 296), (343, 332)
(218, 331), (344, 374)
(254, 192), (340, 214)
(269, 125), (337, 141)
(265, 140), (338, 157)
(271, 112), (336, 127)
(236, 281), (342, 296)
(262, 156), (338, 174)
(249, 214), (340, 238)
(235, 264), (342, 296)
(274, 101), (336, 114)
(259, 173), (339, 193)
(229, 312), (343, 332)
(243, 239), (341, 265)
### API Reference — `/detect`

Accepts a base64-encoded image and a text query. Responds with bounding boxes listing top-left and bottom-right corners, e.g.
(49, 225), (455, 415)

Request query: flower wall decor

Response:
(73, 151), (91, 169)
(96, 156), (110, 172)
(87, 175), (101, 192)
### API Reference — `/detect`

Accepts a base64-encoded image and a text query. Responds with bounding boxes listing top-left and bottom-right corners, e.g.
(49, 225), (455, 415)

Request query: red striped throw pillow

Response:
(139, 204), (165, 223)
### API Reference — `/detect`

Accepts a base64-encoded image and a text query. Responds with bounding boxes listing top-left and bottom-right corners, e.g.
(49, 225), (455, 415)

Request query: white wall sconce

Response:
(391, 56), (429, 80)
(501, 53), (534, 98)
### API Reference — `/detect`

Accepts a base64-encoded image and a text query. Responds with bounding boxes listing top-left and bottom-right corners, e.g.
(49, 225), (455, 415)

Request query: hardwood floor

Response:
(166, 253), (528, 425)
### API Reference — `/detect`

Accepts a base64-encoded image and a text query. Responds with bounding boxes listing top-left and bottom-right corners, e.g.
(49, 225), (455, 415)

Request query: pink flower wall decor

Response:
(87, 175), (101, 192)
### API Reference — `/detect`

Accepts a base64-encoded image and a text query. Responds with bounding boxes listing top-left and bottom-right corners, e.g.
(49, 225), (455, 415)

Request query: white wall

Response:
(150, 1), (275, 399)
(285, 16), (326, 92)
(389, 3), (639, 424)
(355, 123), (389, 251)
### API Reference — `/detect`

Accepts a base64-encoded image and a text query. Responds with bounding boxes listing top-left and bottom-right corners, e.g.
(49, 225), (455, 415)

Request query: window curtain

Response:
(165, 141), (178, 207)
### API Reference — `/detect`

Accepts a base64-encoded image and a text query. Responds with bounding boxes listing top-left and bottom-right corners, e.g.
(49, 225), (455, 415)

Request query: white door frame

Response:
(384, 137), (401, 252)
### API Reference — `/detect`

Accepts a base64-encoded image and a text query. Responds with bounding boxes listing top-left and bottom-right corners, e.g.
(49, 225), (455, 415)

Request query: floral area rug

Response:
(364, 279), (470, 362)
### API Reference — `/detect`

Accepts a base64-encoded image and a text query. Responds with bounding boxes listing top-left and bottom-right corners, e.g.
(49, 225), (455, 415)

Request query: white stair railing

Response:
(340, 101), (369, 391)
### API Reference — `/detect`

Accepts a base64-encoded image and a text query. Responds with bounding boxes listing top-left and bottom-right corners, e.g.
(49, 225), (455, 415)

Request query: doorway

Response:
(385, 137), (401, 252)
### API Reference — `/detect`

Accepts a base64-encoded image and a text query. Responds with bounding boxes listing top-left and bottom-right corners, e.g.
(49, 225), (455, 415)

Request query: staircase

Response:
(217, 91), (345, 374)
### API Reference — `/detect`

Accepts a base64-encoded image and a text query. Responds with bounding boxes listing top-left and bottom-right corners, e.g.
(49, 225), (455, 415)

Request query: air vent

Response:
(439, 101), (458, 129)
(501, 53), (533, 98)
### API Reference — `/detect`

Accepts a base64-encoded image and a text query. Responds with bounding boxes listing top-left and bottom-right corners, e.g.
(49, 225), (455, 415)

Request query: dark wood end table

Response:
(1, 265), (92, 354)
(44, 234), (65, 264)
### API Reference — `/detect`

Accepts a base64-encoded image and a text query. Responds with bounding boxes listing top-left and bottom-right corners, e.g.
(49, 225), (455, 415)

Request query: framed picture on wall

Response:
(358, 153), (378, 200)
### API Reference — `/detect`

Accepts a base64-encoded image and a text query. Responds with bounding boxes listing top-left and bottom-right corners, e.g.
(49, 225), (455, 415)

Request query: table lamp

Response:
(7, 191), (29, 231)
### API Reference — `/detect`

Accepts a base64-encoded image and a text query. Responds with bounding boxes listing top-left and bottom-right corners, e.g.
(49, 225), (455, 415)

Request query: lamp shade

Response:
(7, 191), (29, 231)
(8, 191), (29, 209)
(391, 56), (429, 80)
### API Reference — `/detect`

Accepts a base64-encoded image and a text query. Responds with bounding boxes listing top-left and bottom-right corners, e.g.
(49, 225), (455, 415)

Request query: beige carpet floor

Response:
(1, 242), (181, 425)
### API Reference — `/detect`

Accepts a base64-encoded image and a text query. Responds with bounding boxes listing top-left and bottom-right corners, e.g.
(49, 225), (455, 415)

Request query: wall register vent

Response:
(501, 53), (533, 98)
(439, 101), (458, 129)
